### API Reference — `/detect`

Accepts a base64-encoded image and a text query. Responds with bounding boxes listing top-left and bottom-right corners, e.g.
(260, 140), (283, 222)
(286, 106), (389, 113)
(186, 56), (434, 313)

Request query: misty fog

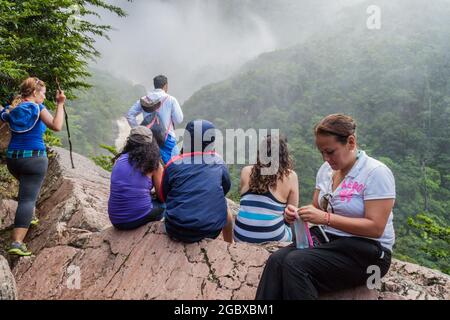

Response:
(88, 0), (450, 151)
(93, 0), (368, 102)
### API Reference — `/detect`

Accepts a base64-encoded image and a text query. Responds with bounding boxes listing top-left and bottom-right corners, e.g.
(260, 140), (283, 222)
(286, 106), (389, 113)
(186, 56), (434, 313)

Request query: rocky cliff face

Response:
(0, 255), (16, 300)
(1, 147), (449, 300)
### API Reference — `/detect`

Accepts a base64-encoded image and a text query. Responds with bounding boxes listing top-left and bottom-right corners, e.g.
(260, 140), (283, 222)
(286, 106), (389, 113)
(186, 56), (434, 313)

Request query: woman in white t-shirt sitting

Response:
(256, 114), (395, 300)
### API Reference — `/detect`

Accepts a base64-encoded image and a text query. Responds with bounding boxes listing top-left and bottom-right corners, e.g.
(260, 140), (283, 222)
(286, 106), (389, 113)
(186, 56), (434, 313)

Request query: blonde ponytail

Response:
(10, 77), (46, 109)
(10, 95), (24, 109)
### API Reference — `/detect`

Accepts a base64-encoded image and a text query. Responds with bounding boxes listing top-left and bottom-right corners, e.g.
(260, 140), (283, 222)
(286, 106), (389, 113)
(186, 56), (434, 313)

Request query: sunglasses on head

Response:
(320, 193), (334, 213)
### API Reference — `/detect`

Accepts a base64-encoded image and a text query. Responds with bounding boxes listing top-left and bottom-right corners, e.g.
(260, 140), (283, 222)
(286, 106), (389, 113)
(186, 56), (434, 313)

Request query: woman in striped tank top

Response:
(233, 135), (299, 243)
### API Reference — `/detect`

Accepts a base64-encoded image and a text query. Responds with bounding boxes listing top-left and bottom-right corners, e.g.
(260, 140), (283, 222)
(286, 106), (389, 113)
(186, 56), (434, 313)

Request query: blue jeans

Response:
(160, 134), (179, 164)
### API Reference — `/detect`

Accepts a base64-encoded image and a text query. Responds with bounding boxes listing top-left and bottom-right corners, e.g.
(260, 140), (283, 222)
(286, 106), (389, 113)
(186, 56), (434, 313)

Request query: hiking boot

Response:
(30, 209), (39, 227)
(8, 242), (32, 256)
(30, 216), (40, 227)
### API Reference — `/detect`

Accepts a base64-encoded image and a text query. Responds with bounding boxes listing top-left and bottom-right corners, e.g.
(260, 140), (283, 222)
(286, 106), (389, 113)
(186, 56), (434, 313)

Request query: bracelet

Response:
(327, 212), (331, 226)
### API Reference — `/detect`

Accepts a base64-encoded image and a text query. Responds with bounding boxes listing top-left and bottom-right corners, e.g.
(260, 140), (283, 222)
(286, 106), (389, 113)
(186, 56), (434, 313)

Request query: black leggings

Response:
(255, 228), (391, 300)
(113, 204), (165, 230)
(7, 157), (48, 228)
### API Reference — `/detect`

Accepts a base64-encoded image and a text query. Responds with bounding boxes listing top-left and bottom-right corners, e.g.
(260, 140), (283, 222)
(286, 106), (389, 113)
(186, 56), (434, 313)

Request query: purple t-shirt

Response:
(108, 153), (154, 224)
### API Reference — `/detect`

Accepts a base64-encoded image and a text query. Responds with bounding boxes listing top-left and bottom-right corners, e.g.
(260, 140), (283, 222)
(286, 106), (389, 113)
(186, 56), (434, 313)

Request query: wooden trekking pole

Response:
(55, 77), (75, 169)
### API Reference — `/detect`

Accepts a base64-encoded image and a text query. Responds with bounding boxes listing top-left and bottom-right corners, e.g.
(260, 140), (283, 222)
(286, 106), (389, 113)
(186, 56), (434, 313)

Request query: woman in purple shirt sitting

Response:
(108, 126), (165, 230)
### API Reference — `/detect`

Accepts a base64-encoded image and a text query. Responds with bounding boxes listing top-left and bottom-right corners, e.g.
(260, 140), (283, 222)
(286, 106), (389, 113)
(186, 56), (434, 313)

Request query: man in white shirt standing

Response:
(126, 75), (184, 164)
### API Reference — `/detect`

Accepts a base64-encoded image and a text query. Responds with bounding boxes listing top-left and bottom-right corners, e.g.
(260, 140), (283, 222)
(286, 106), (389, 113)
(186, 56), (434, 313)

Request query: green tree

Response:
(91, 144), (117, 172)
(408, 214), (450, 273)
(0, 0), (128, 103)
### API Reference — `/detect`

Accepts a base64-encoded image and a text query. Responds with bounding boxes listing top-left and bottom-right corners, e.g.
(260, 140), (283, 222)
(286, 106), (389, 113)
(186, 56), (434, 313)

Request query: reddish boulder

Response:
(3, 147), (448, 300)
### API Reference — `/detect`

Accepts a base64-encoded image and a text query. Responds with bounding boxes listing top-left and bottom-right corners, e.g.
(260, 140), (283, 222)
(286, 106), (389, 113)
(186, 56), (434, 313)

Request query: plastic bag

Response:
(294, 218), (314, 249)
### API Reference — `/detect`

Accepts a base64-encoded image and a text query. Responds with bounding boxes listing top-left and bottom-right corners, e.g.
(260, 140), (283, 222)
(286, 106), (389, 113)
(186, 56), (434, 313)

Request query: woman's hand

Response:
(56, 90), (66, 105)
(298, 205), (327, 225)
(284, 204), (299, 225)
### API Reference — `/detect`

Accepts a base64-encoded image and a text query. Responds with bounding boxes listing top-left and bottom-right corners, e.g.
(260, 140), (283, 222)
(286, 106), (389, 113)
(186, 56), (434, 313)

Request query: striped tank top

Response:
(233, 191), (292, 243)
